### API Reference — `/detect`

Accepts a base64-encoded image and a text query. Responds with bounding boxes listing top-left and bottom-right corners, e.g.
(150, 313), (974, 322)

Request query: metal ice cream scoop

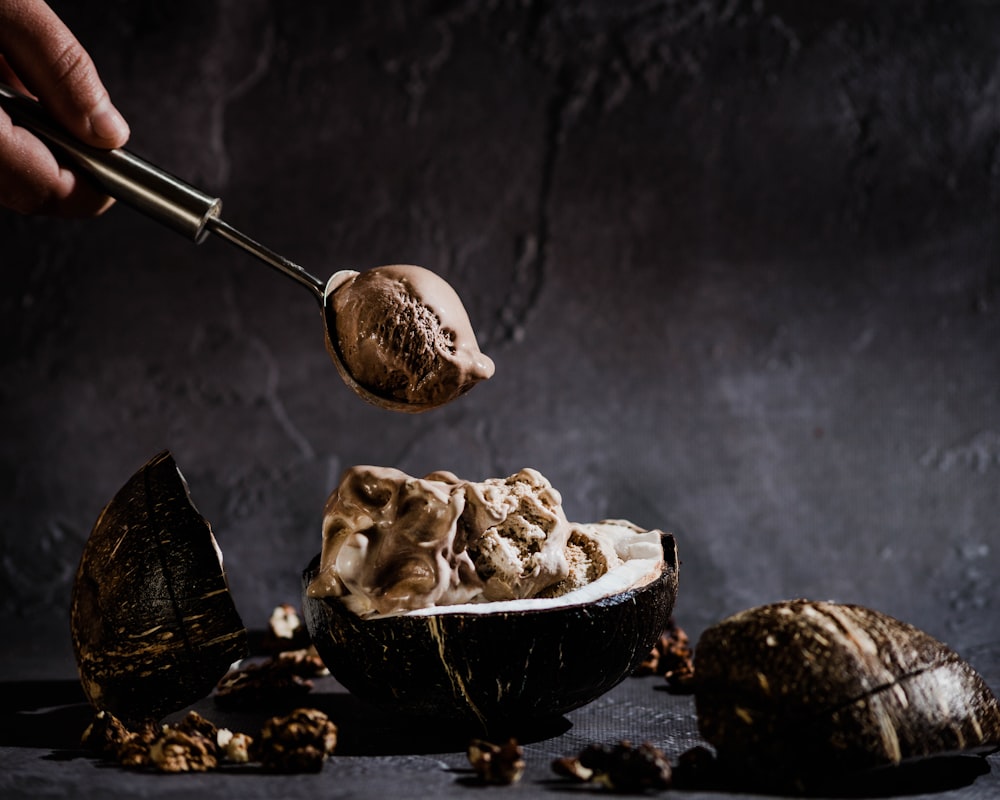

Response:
(0, 83), (492, 413)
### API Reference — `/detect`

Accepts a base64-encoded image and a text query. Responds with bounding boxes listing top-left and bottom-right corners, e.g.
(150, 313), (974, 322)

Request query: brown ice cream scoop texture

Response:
(327, 265), (495, 411)
(306, 465), (660, 617)
(308, 467), (482, 615)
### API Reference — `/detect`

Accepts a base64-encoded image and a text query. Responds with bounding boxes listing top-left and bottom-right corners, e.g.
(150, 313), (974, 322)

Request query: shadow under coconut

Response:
(810, 757), (991, 799)
(184, 661), (575, 756)
(0, 680), (93, 750)
(304, 689), (572, 756)
(689, 755), (993, 798)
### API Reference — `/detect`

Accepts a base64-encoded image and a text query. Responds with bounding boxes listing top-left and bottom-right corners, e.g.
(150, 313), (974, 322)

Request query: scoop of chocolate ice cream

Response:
(328, 265), (494, 410)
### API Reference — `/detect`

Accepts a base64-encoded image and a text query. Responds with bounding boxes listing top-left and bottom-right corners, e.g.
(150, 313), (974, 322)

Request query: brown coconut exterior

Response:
(303, 532), (678, 733)
(694, 599), (1000, 788)
(71, 450), (248, 723)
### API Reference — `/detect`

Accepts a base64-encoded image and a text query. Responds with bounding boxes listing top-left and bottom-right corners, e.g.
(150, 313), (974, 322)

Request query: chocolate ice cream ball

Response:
(328, 264), (494, 410)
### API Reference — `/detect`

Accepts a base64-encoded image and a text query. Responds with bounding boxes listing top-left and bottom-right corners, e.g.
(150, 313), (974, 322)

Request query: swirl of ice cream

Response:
(307, 466), (483, 616)
(327, 265), (495, 411)
(307, 467), (581, 616)
(307, 466), (669, 619)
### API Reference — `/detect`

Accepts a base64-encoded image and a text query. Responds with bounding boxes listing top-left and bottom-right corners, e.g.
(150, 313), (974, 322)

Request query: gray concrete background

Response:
(1, 1), (998, 665)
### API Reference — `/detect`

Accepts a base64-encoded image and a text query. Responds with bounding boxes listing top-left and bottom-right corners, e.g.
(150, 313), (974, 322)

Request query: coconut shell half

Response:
(302, 532), (678, 733)
(694, 600), (1000, 789)
(71, 450), (248, 723)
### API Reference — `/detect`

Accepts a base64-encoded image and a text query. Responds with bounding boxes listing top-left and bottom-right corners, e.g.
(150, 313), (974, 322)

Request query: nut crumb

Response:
(468, 738), (525, 784)
(553, 740), (672, 792)
(217, 728), (254, 764)
(276, 646), (329, 677)
(261, 604), (313, 654)
(551, 755), (593, 782)
(672, 745), (717, 789)
(80, 710), (132, 758)
(634, 617), (695, 692)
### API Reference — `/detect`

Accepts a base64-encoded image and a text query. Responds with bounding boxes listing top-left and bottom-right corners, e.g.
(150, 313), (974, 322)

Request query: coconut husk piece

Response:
(71, 450), (247, 723)
(694, 600), (1000, 789)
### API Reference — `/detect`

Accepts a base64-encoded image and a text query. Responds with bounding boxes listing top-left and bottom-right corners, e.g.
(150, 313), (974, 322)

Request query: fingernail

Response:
(89, 102), (130, 145)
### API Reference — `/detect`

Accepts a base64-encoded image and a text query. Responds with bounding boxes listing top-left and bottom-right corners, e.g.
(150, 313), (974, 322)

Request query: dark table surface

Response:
(2, 622), (998, 800)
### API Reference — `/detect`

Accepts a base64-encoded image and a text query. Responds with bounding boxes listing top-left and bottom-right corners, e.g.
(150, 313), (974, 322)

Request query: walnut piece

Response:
(116, 733), (153, 768)
(255, 708), (338, 773)
(261, 604), (313, 654)
(634, 616), (695, 691)
(79, 609), (333, 774)
(81, 710), (160, 767)
(468, 738), (525, 785)
(80, 708), (257, 772)
(551, 755), (593, 782)
(149, 728), (218, 773)
(217, 728), (255, 764)
(214, 657), (316, 710)
(172, 710), (219, 754)
(672, 745), (718, 790)
(80, 710), (133, 758)
(276, 646), (328, 677)
(552, 741), (672, 792)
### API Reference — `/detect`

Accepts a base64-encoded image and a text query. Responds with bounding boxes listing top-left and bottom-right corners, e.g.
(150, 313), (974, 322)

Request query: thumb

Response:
(0, 1), (129, 148)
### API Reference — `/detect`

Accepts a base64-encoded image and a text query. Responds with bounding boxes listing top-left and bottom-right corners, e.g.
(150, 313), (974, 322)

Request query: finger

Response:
(0, 54), (30, 94)
(0, 107), (114, 217)
(0, 0), (129, 148)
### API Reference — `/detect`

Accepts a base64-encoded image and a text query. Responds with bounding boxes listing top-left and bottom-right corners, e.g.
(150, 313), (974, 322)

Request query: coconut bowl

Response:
(302, 532), (678, 733)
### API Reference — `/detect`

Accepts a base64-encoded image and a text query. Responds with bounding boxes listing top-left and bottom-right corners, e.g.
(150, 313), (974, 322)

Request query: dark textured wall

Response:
(2, 1), (998, 666)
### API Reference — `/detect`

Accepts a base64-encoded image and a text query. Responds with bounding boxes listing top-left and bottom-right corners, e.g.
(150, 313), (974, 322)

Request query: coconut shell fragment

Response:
(71, 450), (248, 723)
(694, 599), (1000, 789)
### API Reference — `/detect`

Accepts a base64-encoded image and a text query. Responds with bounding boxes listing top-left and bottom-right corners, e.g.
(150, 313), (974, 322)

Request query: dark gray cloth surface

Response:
(1, 626), (998, 799)
(2, 670), (998, 799)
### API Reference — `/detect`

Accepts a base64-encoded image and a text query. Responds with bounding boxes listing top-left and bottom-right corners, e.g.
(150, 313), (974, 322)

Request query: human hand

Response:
(0, 0), (130, 216)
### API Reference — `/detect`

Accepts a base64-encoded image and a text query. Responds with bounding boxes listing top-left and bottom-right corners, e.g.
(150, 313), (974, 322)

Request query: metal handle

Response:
(0, 82), (220, 242)
(0, 82), (328, 299)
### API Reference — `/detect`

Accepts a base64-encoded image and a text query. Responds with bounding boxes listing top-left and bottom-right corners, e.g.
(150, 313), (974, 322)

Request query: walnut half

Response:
(255, 708), (338, 773)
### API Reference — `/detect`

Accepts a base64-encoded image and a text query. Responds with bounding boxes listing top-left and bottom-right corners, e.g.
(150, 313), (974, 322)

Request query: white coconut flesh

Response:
(376, 524), (665, 619)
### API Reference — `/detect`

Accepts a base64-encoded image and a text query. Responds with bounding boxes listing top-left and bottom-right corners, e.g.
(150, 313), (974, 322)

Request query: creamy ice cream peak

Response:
(461, 469), (571, 602)
(307, 466), (662, 617)
(306, 466), (484, 616)
(328, 265), (495, 411)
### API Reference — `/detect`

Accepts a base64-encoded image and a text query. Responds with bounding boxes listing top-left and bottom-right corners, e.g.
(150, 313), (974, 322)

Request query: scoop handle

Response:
(0, 82), (220, 242)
